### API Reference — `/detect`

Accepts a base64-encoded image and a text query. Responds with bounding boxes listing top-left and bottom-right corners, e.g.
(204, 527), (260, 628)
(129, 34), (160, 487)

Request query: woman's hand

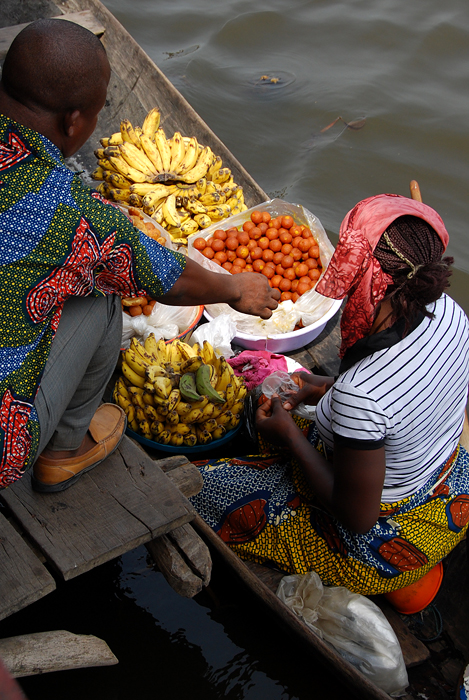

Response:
(282, 372), (335, 410)
(256, 395), (301, 447)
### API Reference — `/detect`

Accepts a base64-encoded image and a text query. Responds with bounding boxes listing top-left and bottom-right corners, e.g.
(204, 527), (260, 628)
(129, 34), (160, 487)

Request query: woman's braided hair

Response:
(373, 215), (453, 330)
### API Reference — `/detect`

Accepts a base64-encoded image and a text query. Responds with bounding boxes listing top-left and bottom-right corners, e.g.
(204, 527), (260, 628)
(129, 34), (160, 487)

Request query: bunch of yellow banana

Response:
(92, 108), (248, 245)
(113, 334), (247, 447)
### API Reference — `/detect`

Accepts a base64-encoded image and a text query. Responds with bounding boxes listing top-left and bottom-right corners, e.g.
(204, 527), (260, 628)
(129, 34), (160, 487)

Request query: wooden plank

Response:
(370, 598), (430, 668)
(0, 630), (118, 678)
(146, 535), (203, 598)
(0, 10), (104, 59)
(193, 515), (390, 700)
(0, 436), (195, 580)
(0, 511), (55, 622)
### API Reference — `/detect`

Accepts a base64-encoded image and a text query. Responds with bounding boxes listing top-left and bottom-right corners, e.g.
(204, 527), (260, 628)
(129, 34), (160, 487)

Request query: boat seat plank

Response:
(0, 436), (195, 581)
(0, 11), (105, 60)
(0, 511), (56, 622)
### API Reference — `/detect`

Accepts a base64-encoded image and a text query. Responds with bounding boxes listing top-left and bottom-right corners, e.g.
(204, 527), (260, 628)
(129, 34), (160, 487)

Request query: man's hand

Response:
(282, 371), (335, 410)
(256, 395), (300, 446)
(228, 272), (280, 319)
(159, 258), (280, 319)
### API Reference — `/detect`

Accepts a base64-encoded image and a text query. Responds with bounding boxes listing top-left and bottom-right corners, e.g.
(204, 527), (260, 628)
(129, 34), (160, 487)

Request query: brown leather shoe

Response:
(32, 404), (126, 493)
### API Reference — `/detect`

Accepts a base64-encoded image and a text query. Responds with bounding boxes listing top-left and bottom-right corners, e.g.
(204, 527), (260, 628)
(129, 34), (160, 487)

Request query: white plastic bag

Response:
(187, 199), (337, 337)
(277, 572), (408, 696)
(121, 303), (199, 347)
(190, 314), (237, 358)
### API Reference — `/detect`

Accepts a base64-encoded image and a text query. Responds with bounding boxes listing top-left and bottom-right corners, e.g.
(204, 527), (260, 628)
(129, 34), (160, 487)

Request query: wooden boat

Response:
(1, 2), (467, 699)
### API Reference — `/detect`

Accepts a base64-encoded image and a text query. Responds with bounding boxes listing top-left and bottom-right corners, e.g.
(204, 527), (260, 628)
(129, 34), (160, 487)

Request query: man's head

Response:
(1, 18), (111, 156)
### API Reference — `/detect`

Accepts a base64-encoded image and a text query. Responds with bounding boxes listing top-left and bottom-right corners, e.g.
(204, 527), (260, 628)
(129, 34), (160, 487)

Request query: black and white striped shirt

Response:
(315, 294), (469, 501)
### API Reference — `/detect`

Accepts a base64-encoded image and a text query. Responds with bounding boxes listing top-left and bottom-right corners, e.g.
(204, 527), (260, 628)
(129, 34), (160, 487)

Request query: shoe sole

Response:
(31, 422), (126, 494)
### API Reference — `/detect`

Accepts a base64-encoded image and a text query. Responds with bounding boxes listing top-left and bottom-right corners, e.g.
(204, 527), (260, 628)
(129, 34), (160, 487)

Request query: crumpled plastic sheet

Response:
(187, 198), (337, 337)
(277, 572), (409, 696)
(121, 303), (199, 346)
(189, 314), (237, 358)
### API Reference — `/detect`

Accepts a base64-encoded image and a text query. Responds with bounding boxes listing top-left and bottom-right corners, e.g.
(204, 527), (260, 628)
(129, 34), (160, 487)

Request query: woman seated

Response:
(191, 193), (469, 596)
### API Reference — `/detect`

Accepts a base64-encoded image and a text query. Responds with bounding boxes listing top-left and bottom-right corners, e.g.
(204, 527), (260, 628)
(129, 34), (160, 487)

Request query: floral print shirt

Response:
(0, 115), (186, 486)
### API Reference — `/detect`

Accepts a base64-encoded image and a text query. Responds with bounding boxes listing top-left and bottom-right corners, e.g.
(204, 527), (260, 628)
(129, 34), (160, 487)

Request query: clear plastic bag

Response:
(277, 572), (408, 696)
(261, 370), (315, 421)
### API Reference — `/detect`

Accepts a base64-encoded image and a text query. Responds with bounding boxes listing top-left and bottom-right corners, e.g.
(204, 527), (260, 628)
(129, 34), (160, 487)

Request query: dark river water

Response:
(8, 1), (469, 698)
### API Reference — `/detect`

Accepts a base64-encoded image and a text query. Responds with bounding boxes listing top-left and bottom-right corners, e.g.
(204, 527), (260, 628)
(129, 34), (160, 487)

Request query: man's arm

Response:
(158, 257), (280, 320)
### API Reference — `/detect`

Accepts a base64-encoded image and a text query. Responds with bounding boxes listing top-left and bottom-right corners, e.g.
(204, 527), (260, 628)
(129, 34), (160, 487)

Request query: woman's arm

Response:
(158, 257), (281, 319)
(256, 397), (385, 533)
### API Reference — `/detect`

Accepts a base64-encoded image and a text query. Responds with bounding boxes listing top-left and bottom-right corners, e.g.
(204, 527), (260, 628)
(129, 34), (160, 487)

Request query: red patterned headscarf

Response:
(316, 194), (449, 357)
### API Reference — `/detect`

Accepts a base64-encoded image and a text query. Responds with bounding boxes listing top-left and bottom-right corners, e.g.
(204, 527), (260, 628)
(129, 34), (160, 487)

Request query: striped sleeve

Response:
(328, 382), (390, 449)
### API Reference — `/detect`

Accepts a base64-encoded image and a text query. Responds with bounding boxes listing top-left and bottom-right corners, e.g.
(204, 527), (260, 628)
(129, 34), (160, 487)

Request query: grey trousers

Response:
(34, 295), (122, 457)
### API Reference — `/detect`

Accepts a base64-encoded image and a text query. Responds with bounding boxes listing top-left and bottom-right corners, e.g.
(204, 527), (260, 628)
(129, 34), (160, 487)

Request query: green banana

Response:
(179, 372), (202, 402)
(195, 364), (224, 404)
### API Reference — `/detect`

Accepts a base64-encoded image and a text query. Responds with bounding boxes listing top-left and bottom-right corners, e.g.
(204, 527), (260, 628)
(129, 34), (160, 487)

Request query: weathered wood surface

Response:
(0, 630), (118, 678)
(145, 455), (211, 597)
(0, 511), (56, 622)
(0, 10), (104, 59)
(146, 513), (212, 599)
(193, 515), (390, 700)
(0, 436), (195, 581)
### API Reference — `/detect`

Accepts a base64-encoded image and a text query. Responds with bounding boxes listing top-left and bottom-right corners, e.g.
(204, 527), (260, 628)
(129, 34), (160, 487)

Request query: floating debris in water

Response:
(320, 116), (366, 132)
(164, 45), (199, 59)
(258, 75), (280, 84)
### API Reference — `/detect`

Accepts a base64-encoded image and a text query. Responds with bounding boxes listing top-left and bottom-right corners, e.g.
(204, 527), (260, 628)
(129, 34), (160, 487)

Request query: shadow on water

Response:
(2, 546), (348, 700)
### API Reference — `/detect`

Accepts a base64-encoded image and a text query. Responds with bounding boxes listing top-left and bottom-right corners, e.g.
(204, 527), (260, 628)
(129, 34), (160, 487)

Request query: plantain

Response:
(154, 128), (172, 172)
(179, 146), (213, 183)
(162, 194), (180, 228)
(108, 156), (150, 183)
(212, 424), (227, 440)
(156, 429), (171, 445)
(183, 432), (198, 447)
(153, 376), (173, 400)
(194, 213), (212, 229)
(216, 410), (233, 427)
(195, 364), (224, 404)
(119, 142), (157, 178)
(108, 131), (124, 145)
(177, 136), (199, 175)
(142, 107), (161, 139)
(207, 156), (222, 181)
(179, 372), (202, 402)
(145, 365), (169, 382)
(120, 119), (141, 147)
(139, 133), (164, 173)
(169, 132), (186, 173)
(121, 361), (146, 389)
(179, 356), (204, 374)
(195, 427), (212, 445)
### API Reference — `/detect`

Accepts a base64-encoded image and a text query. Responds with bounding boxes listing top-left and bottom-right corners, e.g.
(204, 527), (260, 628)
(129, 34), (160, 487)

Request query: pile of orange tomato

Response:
(192, 210), (322, 302)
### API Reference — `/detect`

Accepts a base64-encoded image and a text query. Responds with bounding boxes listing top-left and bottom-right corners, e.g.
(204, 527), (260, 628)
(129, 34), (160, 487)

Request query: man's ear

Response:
(64, 109), (81, 137)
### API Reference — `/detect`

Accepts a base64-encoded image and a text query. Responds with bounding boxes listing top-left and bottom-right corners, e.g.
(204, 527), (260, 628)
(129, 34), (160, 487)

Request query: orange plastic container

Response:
(383, 561), (443, 614)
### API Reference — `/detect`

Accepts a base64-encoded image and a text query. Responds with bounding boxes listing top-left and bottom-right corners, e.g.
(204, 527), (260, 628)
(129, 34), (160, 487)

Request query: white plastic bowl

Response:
(204, 299), (341, 353)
